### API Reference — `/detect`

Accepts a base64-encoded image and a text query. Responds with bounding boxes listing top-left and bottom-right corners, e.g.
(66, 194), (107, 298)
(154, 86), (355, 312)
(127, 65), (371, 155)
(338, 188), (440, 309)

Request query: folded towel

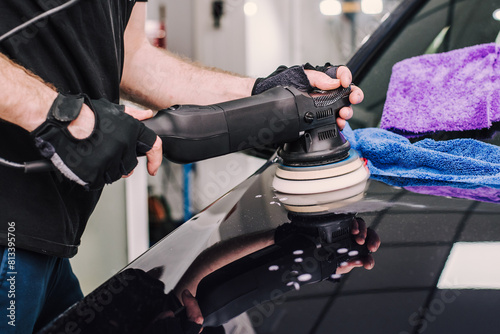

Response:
(405, 186), (500, 204)
(381, 43), (500, 134)
(342, 124), (500, 189)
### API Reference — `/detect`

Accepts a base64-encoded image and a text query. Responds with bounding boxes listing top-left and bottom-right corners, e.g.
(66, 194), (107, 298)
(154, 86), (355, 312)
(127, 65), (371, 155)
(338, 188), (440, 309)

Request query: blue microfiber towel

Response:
(342, 123), (500, 189)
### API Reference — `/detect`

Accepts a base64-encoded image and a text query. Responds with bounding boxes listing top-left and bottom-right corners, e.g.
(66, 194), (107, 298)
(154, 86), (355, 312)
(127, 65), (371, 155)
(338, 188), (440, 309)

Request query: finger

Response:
(362, 254), (375, 270)
(355, 217), (367, 245)
(336, 66), (353, 88)
(349, 85), (364, 105)
(338, 106), (353, 121)
(366, 228), (381, 253)
(336, 117), (346, 130)
(350, 216), (360, 235)
(122, 170), (134, 178)
(336, 259), (363, 274)
(304, 70), (341, 90)
(182, 290), (204, 326)
(146, 136), (163, 176)
(158, 310), (175, 319)
(124, 106), (155, 121)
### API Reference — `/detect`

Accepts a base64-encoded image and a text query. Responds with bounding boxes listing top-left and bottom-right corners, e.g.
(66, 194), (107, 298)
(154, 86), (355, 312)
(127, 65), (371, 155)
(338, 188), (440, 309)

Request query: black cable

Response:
(0, 157), (53, 173)
(0, 0), (80, 43)
(0, 156), (24, 169)
(0, 0), (81, 172)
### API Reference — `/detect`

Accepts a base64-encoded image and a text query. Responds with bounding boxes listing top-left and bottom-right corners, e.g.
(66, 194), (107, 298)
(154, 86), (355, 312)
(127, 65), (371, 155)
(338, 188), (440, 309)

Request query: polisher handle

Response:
(144, 86), (351, 164)
(143, 87), (302, 163)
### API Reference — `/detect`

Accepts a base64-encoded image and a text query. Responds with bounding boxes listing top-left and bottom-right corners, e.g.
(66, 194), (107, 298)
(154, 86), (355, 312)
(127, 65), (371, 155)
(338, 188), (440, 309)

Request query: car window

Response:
(351, 0), (500, 145)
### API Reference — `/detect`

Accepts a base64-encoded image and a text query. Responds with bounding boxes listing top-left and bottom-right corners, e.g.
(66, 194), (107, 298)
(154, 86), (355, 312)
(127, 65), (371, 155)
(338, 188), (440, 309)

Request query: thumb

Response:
(182, 290), (204, 326)
(124, 105), (155, 121)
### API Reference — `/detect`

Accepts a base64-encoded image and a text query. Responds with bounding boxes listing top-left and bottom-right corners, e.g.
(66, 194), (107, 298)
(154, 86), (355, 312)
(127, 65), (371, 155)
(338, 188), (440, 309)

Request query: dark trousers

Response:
(0, 246), (83, 333)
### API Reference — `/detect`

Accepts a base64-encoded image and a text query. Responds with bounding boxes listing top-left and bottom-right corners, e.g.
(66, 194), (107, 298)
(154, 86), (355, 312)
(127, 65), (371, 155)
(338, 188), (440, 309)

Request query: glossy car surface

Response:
(42, 0), (500, 333)
(145, 1), (499, 332)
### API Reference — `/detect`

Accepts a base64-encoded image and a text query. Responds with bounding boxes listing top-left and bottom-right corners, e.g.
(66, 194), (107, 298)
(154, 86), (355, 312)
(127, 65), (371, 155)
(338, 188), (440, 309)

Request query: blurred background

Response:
(71, 0), (403, 294)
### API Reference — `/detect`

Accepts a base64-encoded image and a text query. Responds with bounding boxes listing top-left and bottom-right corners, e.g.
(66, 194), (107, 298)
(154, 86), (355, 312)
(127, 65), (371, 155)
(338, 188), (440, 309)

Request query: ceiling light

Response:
(493, 9), (500, 21)
(361, 0), (383, 15)
(438, 242), (500, 290)
(244, 1), (258, 17)
(320, 0), (342, 16)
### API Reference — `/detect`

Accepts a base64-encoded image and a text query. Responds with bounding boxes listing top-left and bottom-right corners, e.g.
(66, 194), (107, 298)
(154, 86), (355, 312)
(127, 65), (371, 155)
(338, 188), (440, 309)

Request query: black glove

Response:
(31, 93), (157, 190)
(252, 62), (341, 95)
(304, 62), (340, 80)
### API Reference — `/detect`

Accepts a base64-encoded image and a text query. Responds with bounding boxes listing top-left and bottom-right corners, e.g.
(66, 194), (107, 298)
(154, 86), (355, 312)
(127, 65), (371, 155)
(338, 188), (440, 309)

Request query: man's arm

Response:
(121, 3), (255, 109)
(0, 52), (162, 181)
(0, 53), (101, 139)
(121, 3), (363, 130)
(0, 53), (58, 132)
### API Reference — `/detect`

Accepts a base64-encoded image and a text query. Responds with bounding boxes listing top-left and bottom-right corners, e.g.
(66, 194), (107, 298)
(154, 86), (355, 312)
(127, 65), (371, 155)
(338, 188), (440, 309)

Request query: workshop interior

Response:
(71, 0), (403, 294)
(39, 0), (500, 333)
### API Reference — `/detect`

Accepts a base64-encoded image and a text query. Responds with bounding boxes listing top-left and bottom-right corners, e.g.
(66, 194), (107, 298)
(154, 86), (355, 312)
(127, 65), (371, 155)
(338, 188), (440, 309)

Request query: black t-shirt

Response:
(0, 0), (147, 258)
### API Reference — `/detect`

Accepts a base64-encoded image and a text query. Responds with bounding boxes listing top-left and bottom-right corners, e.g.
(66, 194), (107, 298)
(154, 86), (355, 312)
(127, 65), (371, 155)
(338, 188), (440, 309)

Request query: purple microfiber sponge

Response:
(381, 43), (500, 134)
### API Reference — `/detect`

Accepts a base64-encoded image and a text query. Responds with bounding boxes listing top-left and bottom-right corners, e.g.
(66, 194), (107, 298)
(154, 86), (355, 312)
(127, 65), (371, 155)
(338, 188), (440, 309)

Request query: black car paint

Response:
(41, 0), (500, 333)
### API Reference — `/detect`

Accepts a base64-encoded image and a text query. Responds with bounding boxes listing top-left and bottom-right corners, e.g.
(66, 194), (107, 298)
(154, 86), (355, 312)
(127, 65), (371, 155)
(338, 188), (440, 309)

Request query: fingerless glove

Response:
(31, 94), (157, 190)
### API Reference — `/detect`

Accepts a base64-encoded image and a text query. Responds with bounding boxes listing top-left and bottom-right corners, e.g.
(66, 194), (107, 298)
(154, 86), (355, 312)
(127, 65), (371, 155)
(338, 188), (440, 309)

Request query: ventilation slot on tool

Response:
(318, 129), (335, 141)
(316, 109), (333, 119)
(331, 227), (349, 240)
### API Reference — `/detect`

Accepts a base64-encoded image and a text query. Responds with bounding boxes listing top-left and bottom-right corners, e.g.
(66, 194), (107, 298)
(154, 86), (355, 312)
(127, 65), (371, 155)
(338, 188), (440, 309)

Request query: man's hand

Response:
(251, 64), (364, 130)
(153, 290), (204, 334)
(304, 66), (364, 130)
(123, 107), (163, 177)
(31, 94), (162, 190)
(336, 217), (380, 274)
(67, 104), (162, 178)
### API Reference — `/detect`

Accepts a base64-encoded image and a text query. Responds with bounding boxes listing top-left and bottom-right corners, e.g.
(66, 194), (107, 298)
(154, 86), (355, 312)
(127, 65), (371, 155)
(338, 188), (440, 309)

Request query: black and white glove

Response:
(252, 62), (341, 95)
(31, 93), (157, 190)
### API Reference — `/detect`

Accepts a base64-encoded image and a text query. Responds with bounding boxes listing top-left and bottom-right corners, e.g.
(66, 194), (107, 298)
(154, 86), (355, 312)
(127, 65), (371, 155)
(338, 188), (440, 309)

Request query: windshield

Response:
(351, 0), (500, 147)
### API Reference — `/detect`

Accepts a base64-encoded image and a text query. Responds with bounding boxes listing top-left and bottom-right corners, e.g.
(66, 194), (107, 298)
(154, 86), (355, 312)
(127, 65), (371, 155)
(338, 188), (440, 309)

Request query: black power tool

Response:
(196, 211), (369, 327)
(145, 86), (352, 164)
(145, 85), (369, 195)
(8, 85), (369, 195)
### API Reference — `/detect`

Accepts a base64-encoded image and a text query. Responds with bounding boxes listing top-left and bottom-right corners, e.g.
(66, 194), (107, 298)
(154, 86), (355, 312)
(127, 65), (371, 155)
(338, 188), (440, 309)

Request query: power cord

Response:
(0, 156), (53, 173)
(0, 0), (80, 43)
(0, 0), (81, 171)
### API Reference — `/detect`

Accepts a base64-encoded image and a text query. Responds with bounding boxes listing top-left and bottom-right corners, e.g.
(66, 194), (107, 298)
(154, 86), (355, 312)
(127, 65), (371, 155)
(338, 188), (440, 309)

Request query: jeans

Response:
(0, 246), (83, 333)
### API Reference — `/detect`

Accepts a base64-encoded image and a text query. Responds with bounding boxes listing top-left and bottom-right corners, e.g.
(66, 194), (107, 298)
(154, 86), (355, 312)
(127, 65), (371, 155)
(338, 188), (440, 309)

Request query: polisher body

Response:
(145, 85), (370, 195)
(144, 86), (352, 164)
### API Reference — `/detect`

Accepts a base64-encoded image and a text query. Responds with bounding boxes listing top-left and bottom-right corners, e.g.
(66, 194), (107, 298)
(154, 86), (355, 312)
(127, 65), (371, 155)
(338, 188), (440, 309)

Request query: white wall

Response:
(147, 0), (195, 58)
(245, 0), (293, 77)
(192, 0), (247, 74)
(70, 181), (129, 295)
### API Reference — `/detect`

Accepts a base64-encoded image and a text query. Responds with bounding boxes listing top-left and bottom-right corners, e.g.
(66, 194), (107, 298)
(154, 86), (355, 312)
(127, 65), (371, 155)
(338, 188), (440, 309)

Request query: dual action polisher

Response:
(196, 212), (369, 327)
(193, 170), (372, 327)
(11, 85), (369, 196)
(145, 85), (369, 195)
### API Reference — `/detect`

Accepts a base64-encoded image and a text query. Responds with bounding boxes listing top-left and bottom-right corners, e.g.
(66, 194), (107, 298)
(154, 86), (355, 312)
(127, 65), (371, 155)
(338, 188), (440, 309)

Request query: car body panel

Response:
(40, 0), (500, 333)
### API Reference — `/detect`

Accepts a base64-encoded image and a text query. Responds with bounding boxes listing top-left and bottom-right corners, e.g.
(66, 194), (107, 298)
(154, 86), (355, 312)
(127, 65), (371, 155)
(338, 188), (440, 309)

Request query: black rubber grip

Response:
(144, 87), (301, 164)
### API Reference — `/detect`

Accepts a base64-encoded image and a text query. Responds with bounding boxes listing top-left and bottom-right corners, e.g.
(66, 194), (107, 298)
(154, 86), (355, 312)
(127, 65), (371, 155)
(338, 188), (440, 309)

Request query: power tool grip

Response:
(144, 87), (301, 164)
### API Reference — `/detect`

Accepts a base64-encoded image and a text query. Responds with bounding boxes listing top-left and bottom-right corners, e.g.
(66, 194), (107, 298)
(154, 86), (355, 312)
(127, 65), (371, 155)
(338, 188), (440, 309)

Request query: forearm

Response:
(120, 42), (255, 110)
(173, 229), (275, 298)
(0, 53), (57, 131)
